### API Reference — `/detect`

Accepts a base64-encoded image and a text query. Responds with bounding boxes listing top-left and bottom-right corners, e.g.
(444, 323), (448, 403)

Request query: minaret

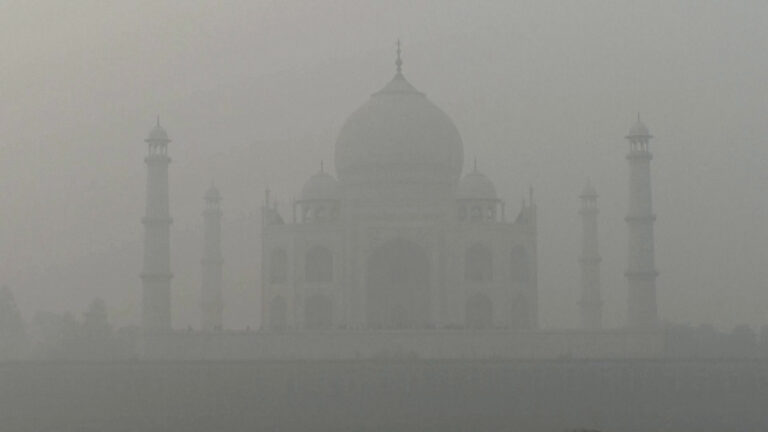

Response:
(624, 115), (658, 328)
(579, 179), (602, 330)
(201, 184), (223, 331)
(141, 117), (173, 332)
(395, 38), (403, 77)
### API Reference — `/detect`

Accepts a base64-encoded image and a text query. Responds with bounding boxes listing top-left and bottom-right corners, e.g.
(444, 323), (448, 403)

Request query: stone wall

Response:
(141, 329), (665, 360)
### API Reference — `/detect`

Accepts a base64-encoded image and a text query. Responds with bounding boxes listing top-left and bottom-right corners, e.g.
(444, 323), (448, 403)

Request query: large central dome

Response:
(334, 66), (464, 190)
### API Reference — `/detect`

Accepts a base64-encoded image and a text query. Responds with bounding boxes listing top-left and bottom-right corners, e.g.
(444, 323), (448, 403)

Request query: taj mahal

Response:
(139, 46), (664, 360)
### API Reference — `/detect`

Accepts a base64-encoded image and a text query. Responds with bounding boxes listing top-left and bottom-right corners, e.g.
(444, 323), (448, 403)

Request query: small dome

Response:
(627, 116), (650, 138)
(301, 169), (340, 201)
(205, 184), (221, 202)
(146, 118), (170, 142)
(457, 169), (497, 200)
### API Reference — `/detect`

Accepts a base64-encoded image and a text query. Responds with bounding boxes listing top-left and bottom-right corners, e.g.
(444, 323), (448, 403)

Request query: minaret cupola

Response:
(145, 116), (171, 155)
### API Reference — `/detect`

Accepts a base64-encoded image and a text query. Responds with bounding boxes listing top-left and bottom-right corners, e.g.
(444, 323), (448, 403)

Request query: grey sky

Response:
(2, 0), (767, 329)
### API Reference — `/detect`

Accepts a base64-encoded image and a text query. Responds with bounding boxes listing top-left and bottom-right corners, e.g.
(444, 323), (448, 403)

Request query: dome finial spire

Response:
(395, 39), (403, 75)
(320, 160), (324, 173)
(156, 114), (160, 127)
(473, 156), (478, 173)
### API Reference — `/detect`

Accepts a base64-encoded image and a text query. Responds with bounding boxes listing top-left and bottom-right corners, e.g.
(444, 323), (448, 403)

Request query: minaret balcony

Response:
(145, 154), (171, 164)
(626, 151), (653, 161)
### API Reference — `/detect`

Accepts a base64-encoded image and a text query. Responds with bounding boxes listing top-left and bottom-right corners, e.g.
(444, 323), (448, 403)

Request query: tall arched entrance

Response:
(466, 293), (493, 329)
(305, 293), (333, 329)
(366, 238), (430, 329)
(269, 295), (287, 330)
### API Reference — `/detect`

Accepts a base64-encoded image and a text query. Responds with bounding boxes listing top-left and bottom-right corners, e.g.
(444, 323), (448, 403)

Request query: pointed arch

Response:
(269, 249), (288, 284)
(510, 245), (530, 284)
(511, 292), (532, 330)
(466, 293), (493, 329)
(305, 293), (333, 329)
(269, 295), (287, 330)
(305, 246), (333, 283)
(366, 238), (430, 329)
(465, 243), (493, 282)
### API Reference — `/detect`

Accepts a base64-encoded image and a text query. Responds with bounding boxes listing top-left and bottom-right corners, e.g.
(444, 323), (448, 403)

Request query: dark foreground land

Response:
(1, 359), (767, 431)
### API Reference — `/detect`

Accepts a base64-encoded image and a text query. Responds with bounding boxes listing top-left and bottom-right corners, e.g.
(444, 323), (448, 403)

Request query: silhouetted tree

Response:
(79, 298), (125, 359)
(83, 297), (111, 340)
(0, 285), (27, 359)
(666, 322), (768, 358)
(32, 298), (133, 360)
(729, 324), (758, 358)
(31, 310), (80, 359)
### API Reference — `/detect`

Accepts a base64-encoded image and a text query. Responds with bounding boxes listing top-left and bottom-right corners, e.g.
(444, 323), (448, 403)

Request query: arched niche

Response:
(269, 249), (288, 284)
(511, 292), (532, 330)
(305, 293), (333, 329)
(305, 246), (333, 283)
(466, 293), (493, 329)
(510, 245), (530, 284)
(465, 243), (493, 282)
(366, 238), (430, 329)
(269, 295), (287, 330)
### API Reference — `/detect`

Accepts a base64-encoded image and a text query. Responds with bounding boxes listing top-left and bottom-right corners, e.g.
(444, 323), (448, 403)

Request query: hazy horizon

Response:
(2, 0), (768, 331)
